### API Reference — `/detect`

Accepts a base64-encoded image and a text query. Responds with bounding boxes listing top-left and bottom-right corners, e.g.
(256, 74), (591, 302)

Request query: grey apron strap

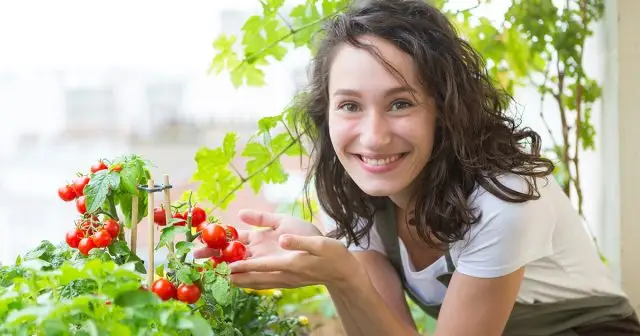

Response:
(373, 199), (447, 319)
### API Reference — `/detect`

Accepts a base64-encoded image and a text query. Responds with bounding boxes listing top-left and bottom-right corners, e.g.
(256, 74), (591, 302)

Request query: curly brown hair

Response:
(294, 0), (555, 249)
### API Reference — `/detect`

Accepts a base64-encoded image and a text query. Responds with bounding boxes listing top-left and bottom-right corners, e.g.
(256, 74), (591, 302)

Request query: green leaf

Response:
(119, 164), (139, 194)
(156, 226), (189, 250)
(178, 315), (214, 336)
(119, 192), (148, 229)
(175, 241), (195, 260)
(85, 170), (119, 213)
(207, 277), (232, 306)
(176, 265), (200, 285)
(114, 289), (161, 307)
(222, 132), (238, 159)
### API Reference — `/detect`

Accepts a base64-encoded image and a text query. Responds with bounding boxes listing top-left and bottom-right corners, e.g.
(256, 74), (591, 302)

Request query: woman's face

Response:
(327, 35), (437, 203)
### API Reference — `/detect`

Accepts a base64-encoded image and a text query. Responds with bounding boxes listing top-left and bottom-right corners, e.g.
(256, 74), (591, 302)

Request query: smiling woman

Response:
(194, 0), (640, 335)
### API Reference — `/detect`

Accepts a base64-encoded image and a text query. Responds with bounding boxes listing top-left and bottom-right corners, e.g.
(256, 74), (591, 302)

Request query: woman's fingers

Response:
(238, 209), (282, 230)
(230, 271), (289, 290)
(229, 254), (295, 274)
(192, 246), (220, 259)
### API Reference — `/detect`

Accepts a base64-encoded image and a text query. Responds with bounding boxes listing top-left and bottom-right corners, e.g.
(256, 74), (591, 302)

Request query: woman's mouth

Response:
(354, 153), (408, 172)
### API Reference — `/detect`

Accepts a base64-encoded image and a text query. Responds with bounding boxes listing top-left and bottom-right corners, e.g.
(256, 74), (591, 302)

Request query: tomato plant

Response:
(0, 154), (310, 335)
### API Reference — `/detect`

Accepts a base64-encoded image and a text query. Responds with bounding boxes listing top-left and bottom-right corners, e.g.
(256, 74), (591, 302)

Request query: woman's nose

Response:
(359, 112), (392, 150)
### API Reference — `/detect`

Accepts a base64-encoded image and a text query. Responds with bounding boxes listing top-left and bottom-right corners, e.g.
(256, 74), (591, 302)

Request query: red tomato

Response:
(153, 206), (167, 226)
(91, 161), (108, 173)
(102, 219), (120, 238)
(58, 185), (77, 202)
(76, 196), (87, 214)
(151, 278), (176, 301)
(110, 164), (122, 172)
(225, 225), (239, 241)
(91, 229), (112, 248)
(210, 255), (224, 266)
(173, 212), (186, 226)
(221, 241), (246, 263)
(65, 228), (83, 248)
(72, 176), (90, 197)
(78, 237), (96, 255)
(201, 224), (228, 249)
(190, 206), (207, 226)
(176, 283), (201, 304)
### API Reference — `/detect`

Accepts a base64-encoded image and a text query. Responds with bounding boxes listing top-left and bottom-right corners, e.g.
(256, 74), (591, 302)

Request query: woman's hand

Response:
(193, 209), (322, 260)
(193, 209), (360, 290)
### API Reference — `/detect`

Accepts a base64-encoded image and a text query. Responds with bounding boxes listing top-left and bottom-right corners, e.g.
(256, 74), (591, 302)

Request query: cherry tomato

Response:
(176, 283), (201, 304)
(201, 224), (228, 249)
(225, 225), (239, 241)
(91, 161), (108, 173)
(210, 255), (224, 266)
(72, 176), (90, 196)
(173, 212), (186, 226)
(78, 237), (96, 255)
(102, 219), (120, 238)
(76, 196), (87, 214)
(221, 241), (247, 263)
(190, 206), (207, 227)
(153, 206), (167, 226)
(91, 229), (112, 248)
(58, 184), (77, 202)
(65, 228), (83, 248)
(110, 164), (122, 172)
(151, 278), (176, 301)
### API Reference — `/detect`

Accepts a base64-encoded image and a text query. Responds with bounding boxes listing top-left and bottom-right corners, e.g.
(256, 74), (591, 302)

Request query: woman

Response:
(195, 0), (640, 335)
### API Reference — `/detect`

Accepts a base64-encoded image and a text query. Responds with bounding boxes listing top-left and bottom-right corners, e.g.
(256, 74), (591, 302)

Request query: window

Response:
(146, 82), (183, 127)
(65, 88), (114, 129)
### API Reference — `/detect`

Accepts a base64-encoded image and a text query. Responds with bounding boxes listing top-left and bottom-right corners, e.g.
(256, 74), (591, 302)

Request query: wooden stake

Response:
(147, 179), (155, 289)
(130, 195), (139, 254)
(163, 175), (174, 255)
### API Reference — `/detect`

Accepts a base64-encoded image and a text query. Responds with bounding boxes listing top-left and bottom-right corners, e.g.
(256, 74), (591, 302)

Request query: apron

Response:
(373, 199), (640, 335)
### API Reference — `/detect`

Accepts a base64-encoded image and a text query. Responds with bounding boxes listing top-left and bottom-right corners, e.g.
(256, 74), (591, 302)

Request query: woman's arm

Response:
(327, 250), (420, 336)
(434, 268), (524, 336)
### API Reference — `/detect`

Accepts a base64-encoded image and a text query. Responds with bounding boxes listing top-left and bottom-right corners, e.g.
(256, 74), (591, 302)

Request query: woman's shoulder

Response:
(451, 173), (564, 278)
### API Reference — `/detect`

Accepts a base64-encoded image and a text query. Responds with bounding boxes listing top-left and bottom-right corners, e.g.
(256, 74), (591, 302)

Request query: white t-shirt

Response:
(322, 174), (625, 305)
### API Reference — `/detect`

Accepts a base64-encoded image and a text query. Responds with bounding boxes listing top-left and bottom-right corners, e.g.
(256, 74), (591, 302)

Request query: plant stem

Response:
(213, 130), (307, 211)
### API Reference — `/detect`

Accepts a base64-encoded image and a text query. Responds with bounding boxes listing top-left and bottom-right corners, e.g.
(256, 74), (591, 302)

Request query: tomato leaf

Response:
(119, 192), (148, 229)
(177, 315), (214, 336)
(156, 226), (189, 250)
(85, 170), (119, 213)
(175, 241), (195, 260)
(119, 164), (139, 195)
(114, 289), (161, 307)
(176, 264), (200, 285)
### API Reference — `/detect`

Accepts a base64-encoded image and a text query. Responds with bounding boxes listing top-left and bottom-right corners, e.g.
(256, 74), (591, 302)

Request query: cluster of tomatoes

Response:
(58, 160), (121, 255)
(65, 217), (121, 255)
(152, 205), (247, 264)
(151, 278), (202, 304)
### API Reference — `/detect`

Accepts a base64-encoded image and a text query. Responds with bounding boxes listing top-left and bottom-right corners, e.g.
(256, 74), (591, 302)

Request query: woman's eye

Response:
(339, 103), (359, 113)
(390, 101), (412, 111)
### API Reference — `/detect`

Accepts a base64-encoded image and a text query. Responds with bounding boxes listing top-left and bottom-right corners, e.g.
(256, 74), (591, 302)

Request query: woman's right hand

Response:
(192, 209), (323, 260)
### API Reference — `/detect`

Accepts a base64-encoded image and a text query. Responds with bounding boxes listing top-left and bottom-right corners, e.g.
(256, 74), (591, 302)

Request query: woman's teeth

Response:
(360, 154), (402, 166)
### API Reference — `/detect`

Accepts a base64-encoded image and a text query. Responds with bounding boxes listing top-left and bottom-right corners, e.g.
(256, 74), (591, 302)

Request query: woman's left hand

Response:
(228, 233), (359, 290)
